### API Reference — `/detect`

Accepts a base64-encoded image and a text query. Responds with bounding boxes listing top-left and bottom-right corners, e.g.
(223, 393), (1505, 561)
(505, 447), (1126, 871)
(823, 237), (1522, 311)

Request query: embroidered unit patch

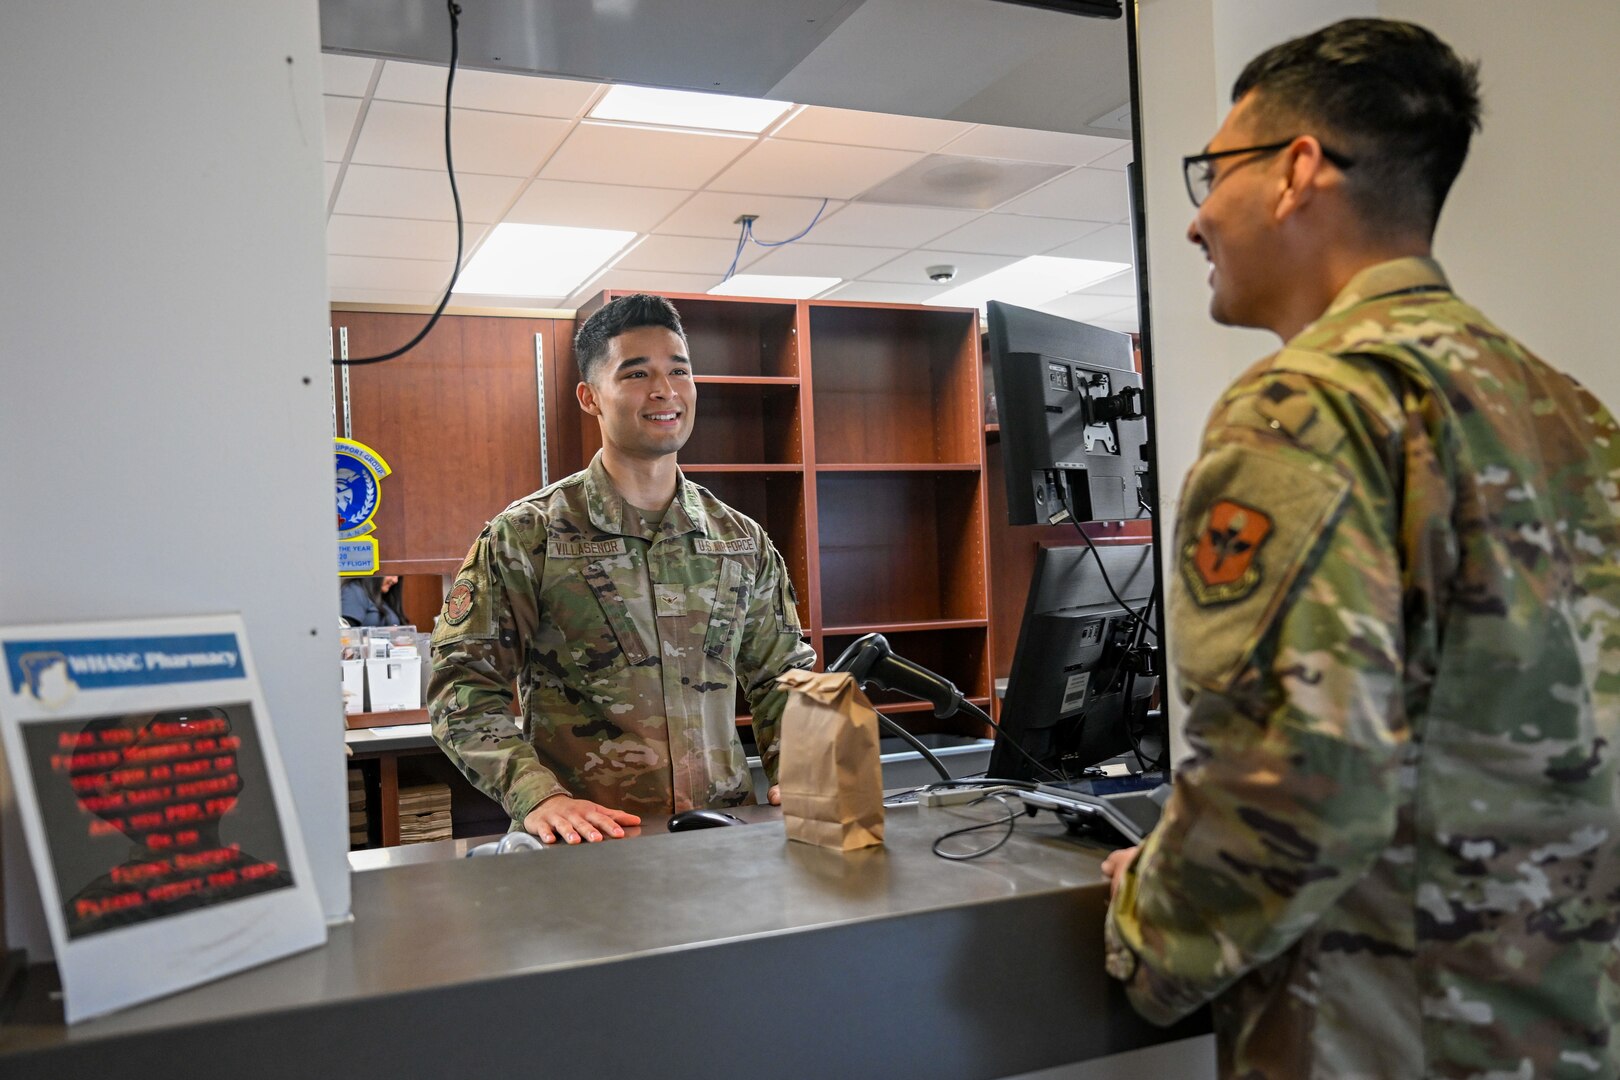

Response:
(445, 579), (477, 625)
(1183, 500), (1273, 605)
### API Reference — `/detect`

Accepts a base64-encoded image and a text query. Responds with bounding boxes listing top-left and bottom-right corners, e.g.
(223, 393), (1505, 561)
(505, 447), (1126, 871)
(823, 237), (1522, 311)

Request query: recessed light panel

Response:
(708, 274), (840, 300)
(927, 256), (1129, 311)
(454, 223), (636, 297)
(589, 85), (792, 134)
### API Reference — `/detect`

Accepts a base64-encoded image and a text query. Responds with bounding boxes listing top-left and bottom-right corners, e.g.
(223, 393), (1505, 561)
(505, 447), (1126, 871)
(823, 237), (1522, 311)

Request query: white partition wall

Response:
(0, 1), (348, 935)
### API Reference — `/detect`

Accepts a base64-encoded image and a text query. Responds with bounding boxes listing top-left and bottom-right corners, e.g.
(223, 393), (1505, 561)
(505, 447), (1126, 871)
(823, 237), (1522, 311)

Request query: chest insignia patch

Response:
(694, 537), (757, 556)
(548, 538), (628, 558)
(445, 579), (477, 625)
(1182, 500), (1273, 606)
(655, 588), (687, 618)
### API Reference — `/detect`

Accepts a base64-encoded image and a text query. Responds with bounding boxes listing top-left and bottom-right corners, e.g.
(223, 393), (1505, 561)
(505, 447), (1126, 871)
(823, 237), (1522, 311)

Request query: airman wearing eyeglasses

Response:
(1102, 19), (1620, 1079)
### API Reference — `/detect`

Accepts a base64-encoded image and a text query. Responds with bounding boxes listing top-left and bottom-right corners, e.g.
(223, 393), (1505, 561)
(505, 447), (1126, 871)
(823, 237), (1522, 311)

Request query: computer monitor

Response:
(986, 300), (1149, 525)
(987, 542), (1159, 782)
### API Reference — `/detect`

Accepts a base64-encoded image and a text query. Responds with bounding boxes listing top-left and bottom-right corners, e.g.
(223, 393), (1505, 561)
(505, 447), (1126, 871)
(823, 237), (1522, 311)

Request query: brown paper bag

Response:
(776, 669), (884, 850)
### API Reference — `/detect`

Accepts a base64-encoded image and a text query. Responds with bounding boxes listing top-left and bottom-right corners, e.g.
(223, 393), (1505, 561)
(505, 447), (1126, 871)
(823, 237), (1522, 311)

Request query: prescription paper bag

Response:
(776, 669), (884, 850)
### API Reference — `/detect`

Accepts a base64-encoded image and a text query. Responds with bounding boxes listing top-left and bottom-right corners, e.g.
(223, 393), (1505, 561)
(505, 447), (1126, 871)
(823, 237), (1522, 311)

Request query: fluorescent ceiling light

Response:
(590, 84), (793, 133)
(709, 275), (840, 300)
(454, 223), (635, 297)
(927, 256), (1130, 311)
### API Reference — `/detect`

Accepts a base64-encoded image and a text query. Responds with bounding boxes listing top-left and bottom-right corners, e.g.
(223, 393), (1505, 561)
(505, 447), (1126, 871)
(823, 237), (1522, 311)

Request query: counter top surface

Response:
(4, 801), (1112, 1053)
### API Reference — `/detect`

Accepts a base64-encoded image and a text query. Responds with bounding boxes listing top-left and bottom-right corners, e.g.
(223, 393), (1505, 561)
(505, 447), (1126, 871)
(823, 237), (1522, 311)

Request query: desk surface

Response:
(1, 803), (1206, 1079)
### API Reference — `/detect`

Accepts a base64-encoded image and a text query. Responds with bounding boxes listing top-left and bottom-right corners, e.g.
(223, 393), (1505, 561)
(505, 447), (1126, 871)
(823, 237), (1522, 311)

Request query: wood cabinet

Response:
(330, 310), (571, 575)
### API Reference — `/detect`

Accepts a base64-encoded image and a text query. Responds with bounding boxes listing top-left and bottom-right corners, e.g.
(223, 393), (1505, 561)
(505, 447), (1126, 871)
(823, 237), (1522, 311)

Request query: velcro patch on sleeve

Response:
(1170, 441), (1350, 693)
(695, 537), (758, 556)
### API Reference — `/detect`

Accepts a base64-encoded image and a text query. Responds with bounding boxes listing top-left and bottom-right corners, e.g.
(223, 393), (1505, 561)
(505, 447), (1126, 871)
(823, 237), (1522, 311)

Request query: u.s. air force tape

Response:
(694, 537), (758, 555)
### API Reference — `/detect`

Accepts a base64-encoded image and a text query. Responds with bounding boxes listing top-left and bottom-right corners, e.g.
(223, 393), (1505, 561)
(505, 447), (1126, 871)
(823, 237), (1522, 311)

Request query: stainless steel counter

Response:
(0, 803), (1207, 1078)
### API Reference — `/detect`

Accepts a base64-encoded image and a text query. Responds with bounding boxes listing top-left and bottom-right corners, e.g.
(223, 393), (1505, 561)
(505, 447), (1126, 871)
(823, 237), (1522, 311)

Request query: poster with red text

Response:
(0, 615), (325, 1023)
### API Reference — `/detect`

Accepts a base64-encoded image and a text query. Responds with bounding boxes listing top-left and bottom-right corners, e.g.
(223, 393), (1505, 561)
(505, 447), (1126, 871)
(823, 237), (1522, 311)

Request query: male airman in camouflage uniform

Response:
(1102, 20), (1620, 1078)
(430, 294), (815, 844)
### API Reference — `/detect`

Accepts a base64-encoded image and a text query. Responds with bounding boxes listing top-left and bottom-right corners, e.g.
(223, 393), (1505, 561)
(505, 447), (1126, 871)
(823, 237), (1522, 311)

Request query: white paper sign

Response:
(0, 614), (325, 1023)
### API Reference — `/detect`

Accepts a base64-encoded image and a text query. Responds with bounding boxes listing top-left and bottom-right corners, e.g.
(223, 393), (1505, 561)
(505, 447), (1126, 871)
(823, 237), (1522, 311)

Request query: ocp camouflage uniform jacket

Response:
(1105, 257), (1620, 1078)
(429, 451), (816, 824)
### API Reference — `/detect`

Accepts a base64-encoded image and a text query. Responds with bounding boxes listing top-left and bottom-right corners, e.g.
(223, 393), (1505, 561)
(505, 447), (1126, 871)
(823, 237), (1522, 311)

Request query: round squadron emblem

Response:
(445, 579), (477, 625)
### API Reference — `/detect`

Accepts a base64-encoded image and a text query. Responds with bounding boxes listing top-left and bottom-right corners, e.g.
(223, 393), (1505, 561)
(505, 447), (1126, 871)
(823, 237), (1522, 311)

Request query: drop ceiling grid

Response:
(322, 58), (1140, 329)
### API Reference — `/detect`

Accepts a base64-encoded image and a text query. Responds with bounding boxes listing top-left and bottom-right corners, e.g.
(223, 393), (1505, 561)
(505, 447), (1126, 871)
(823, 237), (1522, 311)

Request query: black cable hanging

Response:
(336, 0), (465, 366)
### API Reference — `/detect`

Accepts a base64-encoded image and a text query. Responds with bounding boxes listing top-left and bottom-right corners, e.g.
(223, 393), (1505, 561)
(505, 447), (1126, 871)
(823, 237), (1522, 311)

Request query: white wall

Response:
(0, 2), (348, 932)
(1382, 0), (1620, 406)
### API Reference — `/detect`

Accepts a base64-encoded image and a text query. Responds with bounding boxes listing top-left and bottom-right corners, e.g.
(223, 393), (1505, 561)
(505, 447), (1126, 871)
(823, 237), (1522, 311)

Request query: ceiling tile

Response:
(1045, 224), (1135, 263)
(859, 155), (1069, 211)
(803, 203), (980, 248)
(618, 235), (761, 276)
(330, 287), (445, 306)
(939, 127), (1123, 167)
(745, 242), (907, 280)
(375, 60), (599, 118)
(861, 249), (1020, 286)
(333, 164), (522, 222)
(773, 105), (972, 152)
(324, 96), (362, 163)
(540, 123), (754, 189)
(655, 192), (846, 241)
(567, 270), (723, 307)
(321, 53), (377, 97)
(1037, 292), (1135, 323)
(929, 214), (1104, 257)
(328, 254), (455, 292)
(351, 100), (570, 176)
(505, 179), (693, 233)
(1000, 167), (1130, 222)
(707, 141), (922, 200)
(823, 281), (954, 305)
(1090, 143), (1135, 171)
(326, 215), (487, 260)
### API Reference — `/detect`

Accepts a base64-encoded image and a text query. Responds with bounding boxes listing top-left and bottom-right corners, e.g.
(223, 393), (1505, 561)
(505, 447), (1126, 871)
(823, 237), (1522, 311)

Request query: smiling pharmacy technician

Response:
(429, 294), (815, 846)
(1100, 19), (1620, 1080)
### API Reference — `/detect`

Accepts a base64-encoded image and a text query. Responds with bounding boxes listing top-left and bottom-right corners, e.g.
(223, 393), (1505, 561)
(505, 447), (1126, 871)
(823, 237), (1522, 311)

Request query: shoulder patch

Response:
(445, 579), (477, 625)
(695, 537), (758, 556)
(1170, 441), (1351, 693)
(547, 538), (628, 558)
(1182, 500), (1273, 606)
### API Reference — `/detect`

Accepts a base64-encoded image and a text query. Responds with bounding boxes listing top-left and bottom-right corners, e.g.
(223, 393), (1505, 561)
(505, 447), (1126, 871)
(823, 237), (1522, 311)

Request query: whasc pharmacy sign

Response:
(335, 437), (391, 576)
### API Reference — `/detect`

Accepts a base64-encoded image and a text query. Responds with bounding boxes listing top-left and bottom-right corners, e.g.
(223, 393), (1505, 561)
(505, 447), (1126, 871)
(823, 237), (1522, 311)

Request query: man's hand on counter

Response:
(768, 784), (781, 806)
(524, 796), (641, 844)
(1100, 845), (1139, 901)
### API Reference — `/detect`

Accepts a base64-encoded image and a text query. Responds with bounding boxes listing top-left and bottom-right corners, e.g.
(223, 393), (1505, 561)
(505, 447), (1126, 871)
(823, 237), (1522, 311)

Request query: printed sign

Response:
(0, 615), (325, 1023)
(336, 437), (391, 575)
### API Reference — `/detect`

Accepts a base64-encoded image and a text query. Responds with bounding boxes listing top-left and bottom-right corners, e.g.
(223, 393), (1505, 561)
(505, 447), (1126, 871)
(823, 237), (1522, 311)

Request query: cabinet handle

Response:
(339, 327), (352, 439)
(535, 331), (549, 488)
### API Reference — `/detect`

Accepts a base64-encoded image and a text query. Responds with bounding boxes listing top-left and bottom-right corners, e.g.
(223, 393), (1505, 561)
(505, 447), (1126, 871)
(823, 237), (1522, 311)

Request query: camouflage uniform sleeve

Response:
(734, 533), (816, 786)
(428, 511), (567, 823)
(1104, 363), (1411, 1025)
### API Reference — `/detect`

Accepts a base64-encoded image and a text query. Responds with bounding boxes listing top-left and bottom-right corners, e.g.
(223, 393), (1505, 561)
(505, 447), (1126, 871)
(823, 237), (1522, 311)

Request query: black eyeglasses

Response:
(1182, 139), (1355, 207)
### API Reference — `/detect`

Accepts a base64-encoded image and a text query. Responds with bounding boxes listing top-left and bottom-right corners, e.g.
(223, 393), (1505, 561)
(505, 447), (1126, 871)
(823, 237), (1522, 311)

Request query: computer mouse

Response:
(667, 808), (746, 832)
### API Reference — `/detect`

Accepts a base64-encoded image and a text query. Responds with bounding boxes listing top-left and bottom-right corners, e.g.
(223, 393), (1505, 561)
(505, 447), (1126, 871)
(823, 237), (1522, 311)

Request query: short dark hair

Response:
(573, 293), (686, 385)
(1233, 18), (1481, 238)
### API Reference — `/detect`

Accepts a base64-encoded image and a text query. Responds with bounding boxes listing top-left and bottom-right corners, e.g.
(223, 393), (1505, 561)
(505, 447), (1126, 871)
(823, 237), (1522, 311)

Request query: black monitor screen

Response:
(988, 542), (1158, 782)
(987, 300), (1149, 525)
